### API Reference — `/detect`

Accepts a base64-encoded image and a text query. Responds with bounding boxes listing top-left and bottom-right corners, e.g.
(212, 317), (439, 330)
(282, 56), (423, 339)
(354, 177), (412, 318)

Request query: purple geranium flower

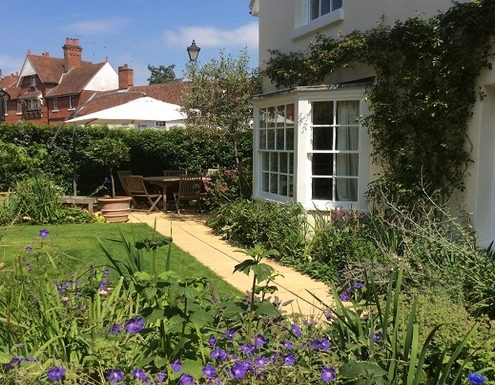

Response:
(284, 340), (293, 350)
(5, 357), (23, 370)
(321, 367), (336, 383)
(210, 347), (227, 361)
(202, 363), (217, 379)
(47, 367), (66, 381)
(254, 356), (270, 367)
(25, 245), (33, 253)
(106, 368), (125, 383)
(155, 371), (167, 383)
(39, 229), (49, 239)
(108, 323), (122, 335)
(180, 373), (195, 385)
(132, 368), (148, 382)
(339, 288), (351, 302)
(240, 343), (256, 355)
(225, 328), (236, 341)
(291, 323), (302, 337)
(172, 359), (182, 372)
(230, 362), (247, 379)
(373, 331), (383, 344)
(320, 338), (331, 351)
(467, 372), (486, 385)
(284, 354), (296, 366)
(254, 334), (266, 347)
(124, 316), (144, 333)
(324, 310), (333, 321)
(208, 335), (217, 346)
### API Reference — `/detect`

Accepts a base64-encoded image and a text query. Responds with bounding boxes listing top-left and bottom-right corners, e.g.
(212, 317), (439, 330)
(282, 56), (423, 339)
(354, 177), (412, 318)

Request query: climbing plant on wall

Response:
(264, 0), (495, 205)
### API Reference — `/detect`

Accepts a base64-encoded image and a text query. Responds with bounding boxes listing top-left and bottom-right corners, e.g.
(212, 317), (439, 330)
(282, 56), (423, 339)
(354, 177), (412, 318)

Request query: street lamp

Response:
(187, 40), (201, 62)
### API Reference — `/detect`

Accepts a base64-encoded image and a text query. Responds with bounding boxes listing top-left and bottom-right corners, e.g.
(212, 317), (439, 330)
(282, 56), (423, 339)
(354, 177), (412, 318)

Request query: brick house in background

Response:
(0, 37), (190, 127)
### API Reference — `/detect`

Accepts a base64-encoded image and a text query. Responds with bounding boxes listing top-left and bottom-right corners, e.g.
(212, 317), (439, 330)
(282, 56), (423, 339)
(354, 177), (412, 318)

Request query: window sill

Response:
(16, 113), (22, 115)
(292, 8), (344, 40)
(68, 108), (75, 111)
(52, 109), (59, 113)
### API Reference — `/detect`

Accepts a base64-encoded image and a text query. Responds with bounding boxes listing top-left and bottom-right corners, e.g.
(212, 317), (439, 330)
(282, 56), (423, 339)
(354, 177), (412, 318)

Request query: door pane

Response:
(312, 177), (333, 200)
(312, 101), (333, 125)
(312, 153), (333, 175)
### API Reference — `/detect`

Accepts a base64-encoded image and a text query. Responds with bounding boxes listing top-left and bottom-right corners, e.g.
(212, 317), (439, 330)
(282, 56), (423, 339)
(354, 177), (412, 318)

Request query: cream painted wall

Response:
(258, 0), (467, 91)
(84, 62), (118, 91)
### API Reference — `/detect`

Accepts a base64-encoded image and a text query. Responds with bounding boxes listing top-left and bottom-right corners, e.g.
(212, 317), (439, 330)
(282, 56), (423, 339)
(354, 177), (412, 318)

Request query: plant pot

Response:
(97, 196), (132, 223)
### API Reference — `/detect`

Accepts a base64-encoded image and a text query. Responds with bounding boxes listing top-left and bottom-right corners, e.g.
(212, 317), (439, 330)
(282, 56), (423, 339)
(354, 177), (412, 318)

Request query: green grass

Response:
(0, 223), (240, 297)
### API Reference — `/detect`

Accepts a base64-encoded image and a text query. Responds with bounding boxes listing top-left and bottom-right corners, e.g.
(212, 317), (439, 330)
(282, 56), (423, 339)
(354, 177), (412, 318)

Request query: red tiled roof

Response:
(72, 82), (191, 116)
(28, 55), (65, 84)
(0, 74), (18, 90)
(47, 62), (107, 97)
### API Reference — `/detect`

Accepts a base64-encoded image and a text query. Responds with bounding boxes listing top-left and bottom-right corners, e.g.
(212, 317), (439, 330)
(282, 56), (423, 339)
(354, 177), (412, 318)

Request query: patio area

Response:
(128, 211), (334, 318)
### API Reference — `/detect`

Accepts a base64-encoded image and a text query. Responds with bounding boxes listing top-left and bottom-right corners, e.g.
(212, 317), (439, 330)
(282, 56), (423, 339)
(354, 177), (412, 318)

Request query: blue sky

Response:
(1, 0), (259, 84)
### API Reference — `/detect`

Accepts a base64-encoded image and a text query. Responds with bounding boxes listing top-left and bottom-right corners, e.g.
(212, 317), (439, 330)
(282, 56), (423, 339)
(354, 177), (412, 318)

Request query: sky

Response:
(0, 0), (259, 85)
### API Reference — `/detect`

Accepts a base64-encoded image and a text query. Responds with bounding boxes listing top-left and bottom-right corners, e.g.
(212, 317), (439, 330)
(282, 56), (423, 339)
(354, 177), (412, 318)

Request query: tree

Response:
(181, 49), (260, 167)
(147, 64), (178, 84)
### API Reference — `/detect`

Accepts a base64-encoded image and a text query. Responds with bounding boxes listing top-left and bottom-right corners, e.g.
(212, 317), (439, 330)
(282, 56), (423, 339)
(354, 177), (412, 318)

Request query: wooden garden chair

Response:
(117, 170), (132, 196)
(173, 174), (203, 214)
(123, 175), (162, 214)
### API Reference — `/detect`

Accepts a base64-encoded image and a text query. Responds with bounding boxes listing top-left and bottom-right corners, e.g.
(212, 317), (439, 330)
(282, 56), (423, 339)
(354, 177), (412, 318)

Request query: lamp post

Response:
(187, 40), (201, 62)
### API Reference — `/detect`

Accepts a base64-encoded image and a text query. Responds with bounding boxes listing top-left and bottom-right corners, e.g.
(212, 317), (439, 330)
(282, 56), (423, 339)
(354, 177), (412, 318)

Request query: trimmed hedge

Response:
(0, 123), (252, 195)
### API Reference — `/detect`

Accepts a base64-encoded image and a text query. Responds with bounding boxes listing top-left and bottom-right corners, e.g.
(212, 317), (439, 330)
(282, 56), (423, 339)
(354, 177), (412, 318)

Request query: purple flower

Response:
(25, 356), (37, 362)
(324, 310), (333, 321)
(39, 229), (49, 239)
(102, 267), (111, 277)
(106, 368), (125, 383)
(240, 343), (256, 355)
(225, 328), (236, 341)
(284, 340), (293, 350)
(208, 335), (217, 346)
(180, 373), (195, 385)
(320, 338), (331, 351)
(321, 367), (336, 383)
(210, 347), (227, 361)
(284, 354), (296, 366)
(254, 356), (270, 367)
(124, 316), (144, 333)
(47, 367), (66, 381)
(352, 281), (365, 290)
(155, 372), (167, 383)
(202, 363), (217, 379)
(230, 362), (247, 379)
(132, 368), (148, 382)
(242, 360), (254, 372)
(291, 323), (302, 337)
(5, 357), (23, 370)
(25, 245), (33, 253)
(373, 331), (383, 344)
(339, 288), (351, 302)
(104, 177), (111, 184)
(108, 323), (122, 335)
(467, 372), (486, 385)
(172, 359), (182, 372)
(254, 334), (266, 347)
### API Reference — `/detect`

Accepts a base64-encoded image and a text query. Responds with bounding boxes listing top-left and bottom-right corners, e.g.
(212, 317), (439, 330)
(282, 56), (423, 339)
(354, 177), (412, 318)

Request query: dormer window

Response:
(30, 76), (36, 88)
(310, 0), (342, 21)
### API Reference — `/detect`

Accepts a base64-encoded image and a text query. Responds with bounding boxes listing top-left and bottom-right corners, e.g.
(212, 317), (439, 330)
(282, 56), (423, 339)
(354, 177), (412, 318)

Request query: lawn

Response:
(0, 222), (240, 297)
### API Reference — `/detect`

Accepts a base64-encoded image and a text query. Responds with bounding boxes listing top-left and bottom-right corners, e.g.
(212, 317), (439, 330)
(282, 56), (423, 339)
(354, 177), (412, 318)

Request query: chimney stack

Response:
(118, 64), (134, 89)
(63, 38), (82, 72)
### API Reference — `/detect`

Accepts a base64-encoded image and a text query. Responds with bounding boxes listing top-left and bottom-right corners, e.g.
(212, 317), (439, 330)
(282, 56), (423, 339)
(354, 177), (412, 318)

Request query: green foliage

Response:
(264, 1), (495, 204)
(146, 64), (178, 84)
(203, 166), (253, 209)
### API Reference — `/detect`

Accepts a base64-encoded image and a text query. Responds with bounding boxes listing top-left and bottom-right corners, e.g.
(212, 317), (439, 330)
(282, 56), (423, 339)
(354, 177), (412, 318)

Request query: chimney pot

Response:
(63, 37), (83, 72)
(118, 64), (134, 89)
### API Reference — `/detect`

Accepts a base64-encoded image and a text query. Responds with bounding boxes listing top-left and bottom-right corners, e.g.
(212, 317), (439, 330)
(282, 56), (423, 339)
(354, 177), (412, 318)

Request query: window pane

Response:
(288, 176), (294, 197)
(332, 0), (342, 11)
(337, 100), (359, 125)
(262, 152), (269, 171)
(286, 127), (294, 150)
(336, 178), (357, 201)
(267, 107), (276, 127)
(270, 174), (278, 194)
(270, 152), (278, 172)
(262, 172), (269, 192)
(276, 105), (285, 127)
(280, 175), (288, 196)
(286, 103), (295, 124)
(336, 126), (358, 150)
(259, 108), (267, 128)
(312, 101), (333, 125)
(312, 153), (333, 175)
(276, 129), (284, 150)
(289, 154), (294, 174)
(313, 127), (333, 150)
(336, 154), (358, 176)
(310, 0), (319, 20)
(267, 129), (275, 149)
(321, 0), (330, 15)
(312, 177), (333, 200)
(280, 152), (288, 173)
(259, 129), (266, 149)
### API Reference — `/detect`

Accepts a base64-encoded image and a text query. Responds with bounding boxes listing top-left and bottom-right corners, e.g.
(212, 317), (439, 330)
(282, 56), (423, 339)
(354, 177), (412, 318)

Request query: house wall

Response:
(258, 0), (467, 92)
(85, 63), (118, 91)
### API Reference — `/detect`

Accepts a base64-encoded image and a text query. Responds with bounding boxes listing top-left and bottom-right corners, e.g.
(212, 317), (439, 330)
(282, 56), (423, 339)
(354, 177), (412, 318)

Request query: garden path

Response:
(129, 211), (334, 319)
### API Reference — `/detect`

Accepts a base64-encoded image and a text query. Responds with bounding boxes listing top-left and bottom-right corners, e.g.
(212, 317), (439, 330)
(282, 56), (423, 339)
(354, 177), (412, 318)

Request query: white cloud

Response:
(164, 22), (258, 49)
(64, 17), (129, 34)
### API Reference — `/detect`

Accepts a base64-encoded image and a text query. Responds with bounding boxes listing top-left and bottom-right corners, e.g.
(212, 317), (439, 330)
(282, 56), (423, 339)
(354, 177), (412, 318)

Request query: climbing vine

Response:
(264, 0), (495, 205)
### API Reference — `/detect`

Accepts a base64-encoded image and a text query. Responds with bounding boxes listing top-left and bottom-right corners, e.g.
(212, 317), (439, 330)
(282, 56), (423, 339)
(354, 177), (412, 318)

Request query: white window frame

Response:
(293, 0), (344, 39)
(154, 121), (167, 128)
(68, 95), (75, 110)
(3, 99), (7, 116)
(26, 99), (41, 111)
(52, 97), (58, 112)
(16, 100), (22, 115)
(253, 87), (370, 211)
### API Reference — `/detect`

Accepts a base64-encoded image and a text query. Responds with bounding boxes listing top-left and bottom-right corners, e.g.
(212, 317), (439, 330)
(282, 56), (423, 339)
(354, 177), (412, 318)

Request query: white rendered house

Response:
(250, 0), (495, 246)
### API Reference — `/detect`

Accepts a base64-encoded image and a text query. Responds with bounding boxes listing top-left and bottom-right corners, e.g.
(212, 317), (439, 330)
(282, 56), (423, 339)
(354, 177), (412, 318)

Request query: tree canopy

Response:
(147, 64), (178, 84)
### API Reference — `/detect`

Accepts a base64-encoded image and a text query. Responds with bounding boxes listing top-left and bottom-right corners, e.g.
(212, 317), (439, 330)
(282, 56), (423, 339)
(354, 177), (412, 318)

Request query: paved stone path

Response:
(129, 211), (334, 318)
